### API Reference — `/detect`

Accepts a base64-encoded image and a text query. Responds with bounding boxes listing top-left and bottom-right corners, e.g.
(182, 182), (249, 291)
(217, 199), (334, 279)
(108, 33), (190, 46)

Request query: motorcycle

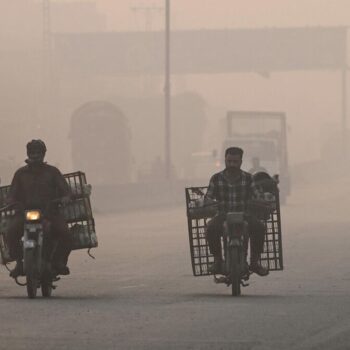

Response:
(188, 201), (250, 296)
(22, 205), (59, 298)
(185, 172), (283, 297)
(216, 211), (250, 296)
(1, 199), (67, 298)
(0, 171), (98, 299)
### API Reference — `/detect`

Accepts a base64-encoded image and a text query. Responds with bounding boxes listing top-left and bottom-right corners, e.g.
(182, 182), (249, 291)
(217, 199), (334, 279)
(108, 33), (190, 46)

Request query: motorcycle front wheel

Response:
(230, 246), (241, 296)
(41, 278), (52, 297)
(25, 250), (39, 299)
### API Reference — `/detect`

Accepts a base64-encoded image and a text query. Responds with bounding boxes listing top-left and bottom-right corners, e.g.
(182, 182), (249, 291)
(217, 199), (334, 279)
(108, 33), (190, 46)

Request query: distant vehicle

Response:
(221, 111), (290, 204)
(184, 151), (221, 181)
(70, 101), (132, 186)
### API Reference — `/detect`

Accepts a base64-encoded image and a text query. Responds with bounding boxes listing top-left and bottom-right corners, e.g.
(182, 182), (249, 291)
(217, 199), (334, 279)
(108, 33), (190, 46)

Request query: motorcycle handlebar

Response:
(0, 202), (20, 212)
(0, 197), (70, 214)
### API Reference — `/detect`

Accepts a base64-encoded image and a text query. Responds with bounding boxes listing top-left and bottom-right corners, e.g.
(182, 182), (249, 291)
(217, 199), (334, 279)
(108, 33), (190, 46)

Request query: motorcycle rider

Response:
(205, 147), (269, 276)
(7, 140), (72, 277)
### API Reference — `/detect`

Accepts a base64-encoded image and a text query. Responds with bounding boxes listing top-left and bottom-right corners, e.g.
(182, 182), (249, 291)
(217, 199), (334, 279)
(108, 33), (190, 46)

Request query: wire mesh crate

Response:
(185, 187), (215, 276)
(0, 185), (10, 208)
(185, 186), (283, 277)
(0, 209), (16, 264)
(62, 172), (98, 251)
(0, 185), (15, 264)
(260, 192), (283, 271)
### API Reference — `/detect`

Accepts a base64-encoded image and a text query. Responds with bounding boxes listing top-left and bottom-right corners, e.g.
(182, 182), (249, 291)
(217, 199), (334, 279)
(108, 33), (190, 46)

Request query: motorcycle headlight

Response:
(25, 210), (41, 221)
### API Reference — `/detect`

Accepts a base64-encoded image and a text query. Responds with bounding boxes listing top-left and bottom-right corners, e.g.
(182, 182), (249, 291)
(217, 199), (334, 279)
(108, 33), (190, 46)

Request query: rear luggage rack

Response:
(185, 187), (214, 276)
(62, 171), (98, 251)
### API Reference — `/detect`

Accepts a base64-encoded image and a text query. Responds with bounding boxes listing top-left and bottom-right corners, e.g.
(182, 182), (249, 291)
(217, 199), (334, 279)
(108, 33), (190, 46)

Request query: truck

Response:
(70, 101), (132, 186)
(221, 111), (290, 204)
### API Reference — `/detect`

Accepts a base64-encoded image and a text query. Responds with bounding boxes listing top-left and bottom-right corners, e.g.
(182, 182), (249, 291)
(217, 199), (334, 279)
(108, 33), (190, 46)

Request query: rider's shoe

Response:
(208, 258), (222, 274)
(9, 260), (24, 278)
(241, 261), (250, 279)
(58, 266), (70, 275)
(250, 262), (269, 277)
(53, 263), (70, 276)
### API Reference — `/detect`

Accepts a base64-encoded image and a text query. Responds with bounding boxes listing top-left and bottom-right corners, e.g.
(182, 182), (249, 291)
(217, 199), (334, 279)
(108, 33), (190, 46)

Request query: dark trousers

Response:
(7, 213), (71, 265)
(206, 214), (265, 263)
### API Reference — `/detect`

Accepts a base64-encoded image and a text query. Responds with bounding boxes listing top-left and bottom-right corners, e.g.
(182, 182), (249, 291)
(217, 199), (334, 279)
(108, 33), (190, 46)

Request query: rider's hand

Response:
(83, 184), (92, 196)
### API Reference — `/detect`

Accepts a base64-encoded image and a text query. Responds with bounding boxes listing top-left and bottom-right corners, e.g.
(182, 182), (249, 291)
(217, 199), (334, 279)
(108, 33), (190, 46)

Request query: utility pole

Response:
(164, 0), (171, 179)
(42, 0), (53, 98)
(342, 67), (347, 156)
(42, 0), (62, 159)
(131, 3), (164, 96)
(341, 31), (348, 159)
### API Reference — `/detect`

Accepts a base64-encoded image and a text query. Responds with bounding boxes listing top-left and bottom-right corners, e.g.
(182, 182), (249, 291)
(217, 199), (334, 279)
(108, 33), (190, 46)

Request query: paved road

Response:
(0, 178), (349, 350)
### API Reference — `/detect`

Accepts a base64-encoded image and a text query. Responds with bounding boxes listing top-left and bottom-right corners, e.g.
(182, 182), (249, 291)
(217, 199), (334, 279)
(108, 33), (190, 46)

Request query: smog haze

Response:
(1, 0), (350, 183)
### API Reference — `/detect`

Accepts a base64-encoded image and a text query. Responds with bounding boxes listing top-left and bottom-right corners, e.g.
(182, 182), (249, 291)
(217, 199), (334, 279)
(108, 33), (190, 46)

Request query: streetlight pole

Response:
(342, 67), (348, 157)
(341, 32), (348, 159)
(164, 0), (171, 179)
(43, 0), (53, 95)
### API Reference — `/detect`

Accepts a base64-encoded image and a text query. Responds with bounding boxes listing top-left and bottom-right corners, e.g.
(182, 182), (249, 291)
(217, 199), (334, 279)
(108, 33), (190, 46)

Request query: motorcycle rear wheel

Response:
(230, 246), (241, 296)
(25, 250), (38, 299)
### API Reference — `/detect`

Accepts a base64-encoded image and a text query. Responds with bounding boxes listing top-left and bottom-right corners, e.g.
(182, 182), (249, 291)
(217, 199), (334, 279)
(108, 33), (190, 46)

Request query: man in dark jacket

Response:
(7, 140), (71, 277)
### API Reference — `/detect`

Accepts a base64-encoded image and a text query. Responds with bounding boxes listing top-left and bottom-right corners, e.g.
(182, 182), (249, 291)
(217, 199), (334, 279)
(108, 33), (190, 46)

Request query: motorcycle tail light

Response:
(25, 210), (41, 221)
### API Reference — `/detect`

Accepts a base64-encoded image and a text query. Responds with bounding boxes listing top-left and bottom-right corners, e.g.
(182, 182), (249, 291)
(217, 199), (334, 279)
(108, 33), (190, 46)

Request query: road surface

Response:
(0, 177), (349, 349)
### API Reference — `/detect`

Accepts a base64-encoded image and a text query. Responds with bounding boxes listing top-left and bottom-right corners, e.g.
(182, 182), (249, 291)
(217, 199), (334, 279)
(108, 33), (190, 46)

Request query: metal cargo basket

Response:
(185, 186), (283, 276)
(63, 171), (98, 251)
(0, 186), (16, 264)
(185, 187), (215, 276)
(0, 209), (16, 265)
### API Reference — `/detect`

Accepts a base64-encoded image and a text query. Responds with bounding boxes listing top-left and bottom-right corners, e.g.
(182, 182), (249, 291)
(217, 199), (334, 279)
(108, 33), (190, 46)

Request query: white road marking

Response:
(119, 284), (146, 289)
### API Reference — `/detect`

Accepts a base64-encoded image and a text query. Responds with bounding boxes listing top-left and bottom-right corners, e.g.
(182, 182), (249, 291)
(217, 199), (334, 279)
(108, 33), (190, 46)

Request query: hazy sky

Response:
(3, 0), (350, 169)
(94, 0), (350, 31)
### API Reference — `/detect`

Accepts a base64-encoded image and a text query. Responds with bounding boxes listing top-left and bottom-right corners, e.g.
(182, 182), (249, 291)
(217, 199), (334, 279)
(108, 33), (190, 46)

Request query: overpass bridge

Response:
(54, 27), (347, 76)
(54, 26), (349, 156)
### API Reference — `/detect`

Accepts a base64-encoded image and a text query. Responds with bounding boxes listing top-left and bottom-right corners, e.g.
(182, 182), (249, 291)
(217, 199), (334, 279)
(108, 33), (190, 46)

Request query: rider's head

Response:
(26, 139), (46, 164)
(225, 147), (243, 172)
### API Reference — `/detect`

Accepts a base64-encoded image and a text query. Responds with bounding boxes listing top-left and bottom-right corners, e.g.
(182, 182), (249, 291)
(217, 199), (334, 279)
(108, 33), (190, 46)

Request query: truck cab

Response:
(222, 111), (290, 204)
